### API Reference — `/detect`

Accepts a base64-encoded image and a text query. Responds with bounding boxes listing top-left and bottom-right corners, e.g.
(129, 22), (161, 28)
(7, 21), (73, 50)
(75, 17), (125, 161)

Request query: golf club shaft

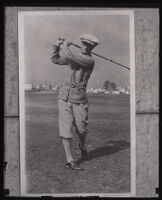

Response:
(71, 43), (130, 71)
(58, 38), (130, 71)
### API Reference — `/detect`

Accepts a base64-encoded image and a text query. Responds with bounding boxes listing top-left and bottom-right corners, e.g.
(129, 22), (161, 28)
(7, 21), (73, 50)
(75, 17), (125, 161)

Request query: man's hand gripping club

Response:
(55, 38), (72, 47)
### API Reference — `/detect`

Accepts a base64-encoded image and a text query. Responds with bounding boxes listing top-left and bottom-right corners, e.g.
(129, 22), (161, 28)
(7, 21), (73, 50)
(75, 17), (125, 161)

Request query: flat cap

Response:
(80, 34), (99, 46)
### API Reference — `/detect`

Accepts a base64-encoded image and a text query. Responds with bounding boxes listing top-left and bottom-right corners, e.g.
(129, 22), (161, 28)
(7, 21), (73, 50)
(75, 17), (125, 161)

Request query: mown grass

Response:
(25, 92), (130, 194)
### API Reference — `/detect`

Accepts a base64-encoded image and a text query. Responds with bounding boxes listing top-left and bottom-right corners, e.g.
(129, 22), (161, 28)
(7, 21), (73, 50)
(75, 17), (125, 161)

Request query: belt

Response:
(66, 82), (86, 89)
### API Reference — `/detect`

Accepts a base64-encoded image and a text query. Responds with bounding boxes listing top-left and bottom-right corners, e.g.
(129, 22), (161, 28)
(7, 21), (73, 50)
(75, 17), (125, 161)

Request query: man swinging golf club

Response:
(51, 34), (99, 170)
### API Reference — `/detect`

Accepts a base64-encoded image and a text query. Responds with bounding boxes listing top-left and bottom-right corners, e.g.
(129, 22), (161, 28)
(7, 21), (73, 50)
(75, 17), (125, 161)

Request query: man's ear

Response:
(88, 44), (95, 51)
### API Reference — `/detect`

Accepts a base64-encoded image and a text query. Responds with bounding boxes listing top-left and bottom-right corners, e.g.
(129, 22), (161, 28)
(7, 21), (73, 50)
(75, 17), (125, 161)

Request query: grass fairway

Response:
(25, 92), (130, 194)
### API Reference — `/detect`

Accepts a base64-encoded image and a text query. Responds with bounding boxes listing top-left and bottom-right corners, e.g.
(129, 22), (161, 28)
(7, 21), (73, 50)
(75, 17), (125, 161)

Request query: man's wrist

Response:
(64, 41), (72, 47)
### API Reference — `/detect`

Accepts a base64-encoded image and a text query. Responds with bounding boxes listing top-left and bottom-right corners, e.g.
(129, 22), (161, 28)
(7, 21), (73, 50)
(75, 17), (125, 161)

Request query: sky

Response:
(23, 11), (130, 88)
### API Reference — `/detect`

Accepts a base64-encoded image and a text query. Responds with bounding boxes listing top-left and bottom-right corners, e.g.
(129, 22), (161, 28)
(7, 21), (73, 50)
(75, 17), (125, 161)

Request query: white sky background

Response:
(24, 13), (130, 88)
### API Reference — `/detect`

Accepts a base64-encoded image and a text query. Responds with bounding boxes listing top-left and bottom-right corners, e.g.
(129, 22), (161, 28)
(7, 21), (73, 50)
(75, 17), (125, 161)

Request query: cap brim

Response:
(81, 39), (97, 46)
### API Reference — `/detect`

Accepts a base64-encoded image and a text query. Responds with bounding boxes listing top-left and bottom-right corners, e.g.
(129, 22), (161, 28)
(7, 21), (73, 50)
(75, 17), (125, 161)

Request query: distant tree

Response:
(49, 84), (52, 91)
(111, 82), (117, 91)
(103, 80), (111, 90)
(32, 83), (36, 91)
(56, 86), (60, 92)
(103, 80), (117, 92)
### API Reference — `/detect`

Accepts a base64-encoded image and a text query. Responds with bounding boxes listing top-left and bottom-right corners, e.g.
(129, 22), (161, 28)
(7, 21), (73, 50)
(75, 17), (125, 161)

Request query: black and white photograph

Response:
(18, 9), (136, 197)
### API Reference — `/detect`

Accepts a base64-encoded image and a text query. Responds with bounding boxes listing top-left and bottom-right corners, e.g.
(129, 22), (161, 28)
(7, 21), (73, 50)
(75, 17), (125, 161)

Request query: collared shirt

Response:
(51, 43), (95, 103)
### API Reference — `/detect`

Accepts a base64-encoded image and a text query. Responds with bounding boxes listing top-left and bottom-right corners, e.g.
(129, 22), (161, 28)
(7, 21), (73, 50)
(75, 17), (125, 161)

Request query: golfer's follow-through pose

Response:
(51, 34), (99, 170)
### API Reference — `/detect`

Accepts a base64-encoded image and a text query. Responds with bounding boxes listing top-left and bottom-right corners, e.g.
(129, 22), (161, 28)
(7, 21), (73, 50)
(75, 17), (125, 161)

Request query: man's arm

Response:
(51, 44), (68, 65)
(51, 40), (94, 68)
(61, 42), (95, 68)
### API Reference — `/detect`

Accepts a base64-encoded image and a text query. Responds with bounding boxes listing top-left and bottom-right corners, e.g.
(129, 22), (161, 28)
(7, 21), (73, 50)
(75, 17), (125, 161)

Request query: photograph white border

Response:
(18, 9), (136, 197)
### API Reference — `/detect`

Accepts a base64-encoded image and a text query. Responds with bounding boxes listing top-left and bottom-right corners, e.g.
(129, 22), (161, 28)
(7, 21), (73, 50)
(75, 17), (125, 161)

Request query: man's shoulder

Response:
(82, 54), (95, 65)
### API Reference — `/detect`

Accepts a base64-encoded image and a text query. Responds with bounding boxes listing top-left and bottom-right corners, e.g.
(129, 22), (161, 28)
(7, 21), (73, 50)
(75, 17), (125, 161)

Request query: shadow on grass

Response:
(80, 140), (130, 163)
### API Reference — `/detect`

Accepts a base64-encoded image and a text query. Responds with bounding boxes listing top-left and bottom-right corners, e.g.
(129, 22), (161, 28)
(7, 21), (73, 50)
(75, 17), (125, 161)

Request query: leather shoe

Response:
(65, 160), (83, 171)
